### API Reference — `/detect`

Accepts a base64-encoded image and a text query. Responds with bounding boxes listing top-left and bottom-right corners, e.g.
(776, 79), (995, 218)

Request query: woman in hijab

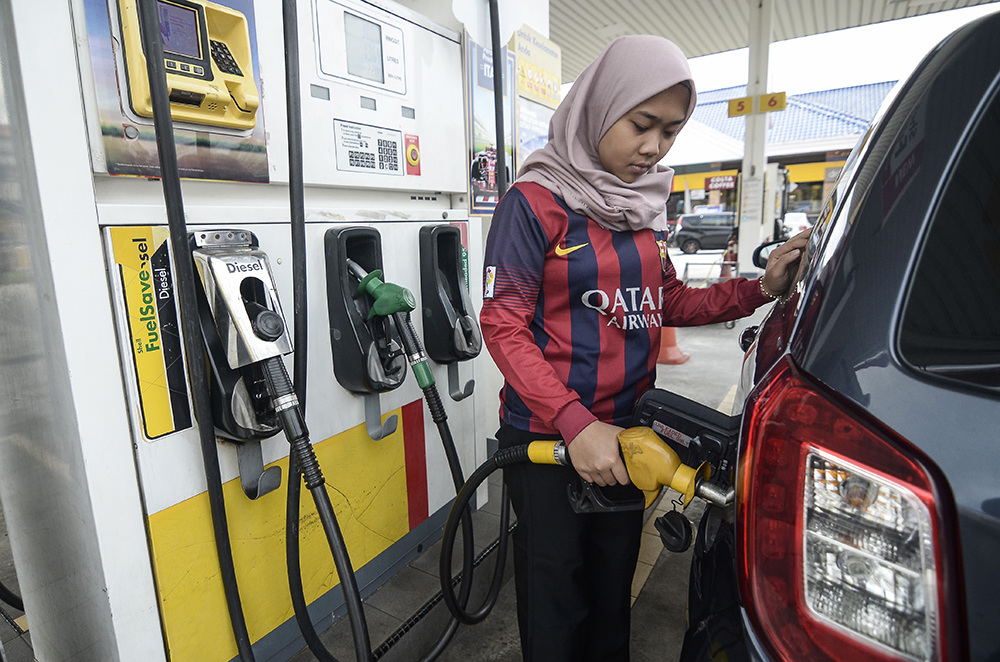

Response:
(480, 35), (807, 661)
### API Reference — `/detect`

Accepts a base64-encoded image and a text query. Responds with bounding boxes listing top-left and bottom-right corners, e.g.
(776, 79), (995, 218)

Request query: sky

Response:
(686, 4), (1000, 95)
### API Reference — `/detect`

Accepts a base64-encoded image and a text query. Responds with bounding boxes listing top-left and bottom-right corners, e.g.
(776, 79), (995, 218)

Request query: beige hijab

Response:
(518, 35), (697, 232)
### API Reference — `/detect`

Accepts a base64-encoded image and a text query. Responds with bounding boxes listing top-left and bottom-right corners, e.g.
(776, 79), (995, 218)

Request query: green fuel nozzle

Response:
(356, 269), (416, 320)
(346, 259), (435, 390)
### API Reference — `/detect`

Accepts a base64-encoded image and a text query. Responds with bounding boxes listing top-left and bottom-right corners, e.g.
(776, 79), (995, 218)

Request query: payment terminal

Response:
(112, 0), (260, 134)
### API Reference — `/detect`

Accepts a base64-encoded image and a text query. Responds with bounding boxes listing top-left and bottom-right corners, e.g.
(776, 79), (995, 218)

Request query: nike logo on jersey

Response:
(555, 242), (589, 257)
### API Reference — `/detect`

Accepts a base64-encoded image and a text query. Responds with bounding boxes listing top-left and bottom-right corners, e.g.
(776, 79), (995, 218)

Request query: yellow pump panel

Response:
(148, 414), (416, 662)
(116, 0), (260, 131)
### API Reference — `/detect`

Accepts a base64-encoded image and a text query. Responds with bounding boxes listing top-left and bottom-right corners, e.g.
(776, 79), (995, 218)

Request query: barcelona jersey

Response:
(480, 182), (767, 437)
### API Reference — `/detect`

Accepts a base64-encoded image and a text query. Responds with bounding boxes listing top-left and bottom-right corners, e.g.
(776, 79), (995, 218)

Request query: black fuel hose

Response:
(263, 357), (373, 662)
(392, 312), (513, 632)
(135, 1), (256, 660)
(488, 0), (508, 199)
(439, 445), (534, 624)
(276, 0), (345, 659)
(372, 507), (515, 661)
(0, 580), (22, 612)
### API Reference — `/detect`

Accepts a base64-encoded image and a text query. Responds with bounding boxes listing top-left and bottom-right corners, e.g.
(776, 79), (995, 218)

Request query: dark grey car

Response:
(647, 11), (1000, 662)
(673, 212), (736, 254)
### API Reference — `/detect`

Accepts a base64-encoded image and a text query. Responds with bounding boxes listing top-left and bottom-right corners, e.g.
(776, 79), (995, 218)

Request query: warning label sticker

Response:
(651, 419), (692, 448)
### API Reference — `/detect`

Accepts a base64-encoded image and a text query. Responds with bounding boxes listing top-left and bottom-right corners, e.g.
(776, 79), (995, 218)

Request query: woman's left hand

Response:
(761, 228), (811, 298)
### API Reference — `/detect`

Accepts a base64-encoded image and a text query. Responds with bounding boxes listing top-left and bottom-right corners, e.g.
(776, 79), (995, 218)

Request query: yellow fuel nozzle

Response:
(617, 427), (710, 509)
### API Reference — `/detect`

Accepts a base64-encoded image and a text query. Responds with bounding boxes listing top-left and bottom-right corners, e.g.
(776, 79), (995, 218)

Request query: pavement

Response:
(0, 247), (766, 662)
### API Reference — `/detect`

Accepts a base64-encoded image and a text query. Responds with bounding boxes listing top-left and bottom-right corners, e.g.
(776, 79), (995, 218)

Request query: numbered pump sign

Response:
(728, 92), (786, 117)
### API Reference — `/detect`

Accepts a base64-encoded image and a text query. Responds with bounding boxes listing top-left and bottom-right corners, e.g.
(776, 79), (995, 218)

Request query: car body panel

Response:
(680, 11), (1000, 662)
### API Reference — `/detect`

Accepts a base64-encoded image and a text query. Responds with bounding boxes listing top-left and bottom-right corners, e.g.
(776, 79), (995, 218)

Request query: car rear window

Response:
(899, 86), (1000, 390)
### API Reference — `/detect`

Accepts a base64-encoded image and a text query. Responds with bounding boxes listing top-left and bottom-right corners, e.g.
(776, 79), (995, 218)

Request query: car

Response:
(659, 12), (1000, 662)
(673, 211), (736, 254)
(781, 211), (811, 238)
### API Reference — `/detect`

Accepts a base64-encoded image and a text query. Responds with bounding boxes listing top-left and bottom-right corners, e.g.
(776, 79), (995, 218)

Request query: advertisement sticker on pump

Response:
(106, 226), (192, 440)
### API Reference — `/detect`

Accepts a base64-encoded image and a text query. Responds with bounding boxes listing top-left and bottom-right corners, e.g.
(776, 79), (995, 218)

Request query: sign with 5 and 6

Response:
(727, 92), (787, 117)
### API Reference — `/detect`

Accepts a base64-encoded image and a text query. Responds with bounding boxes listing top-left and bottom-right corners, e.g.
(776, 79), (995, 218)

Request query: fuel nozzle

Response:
(525, 431), (732, 510)
(348, 262), (416, 320)
(346, 259), (438, 391)
(617, 427), (719, 509)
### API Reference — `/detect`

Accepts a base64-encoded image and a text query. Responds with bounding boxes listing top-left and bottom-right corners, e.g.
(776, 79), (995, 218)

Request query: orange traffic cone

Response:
(721, 241), (737, 279)
(657, 327), (690, 365)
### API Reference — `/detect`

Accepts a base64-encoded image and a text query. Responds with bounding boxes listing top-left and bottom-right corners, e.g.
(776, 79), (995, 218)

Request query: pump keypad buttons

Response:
(210, 40), (243, 77)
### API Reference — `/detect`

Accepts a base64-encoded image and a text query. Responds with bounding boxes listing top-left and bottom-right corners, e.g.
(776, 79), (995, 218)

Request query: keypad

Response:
(210, 40), (243, 77)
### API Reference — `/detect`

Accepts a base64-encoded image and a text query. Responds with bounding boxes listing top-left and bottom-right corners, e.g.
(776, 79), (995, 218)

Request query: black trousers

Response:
(497, 422), (643, 662)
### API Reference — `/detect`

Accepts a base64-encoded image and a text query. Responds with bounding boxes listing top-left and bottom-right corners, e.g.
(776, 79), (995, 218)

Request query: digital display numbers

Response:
(158, 1), (201, 59)
(344, 12), (385, 84)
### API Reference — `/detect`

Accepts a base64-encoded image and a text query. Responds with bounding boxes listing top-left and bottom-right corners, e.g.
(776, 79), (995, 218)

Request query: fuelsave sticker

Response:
(109, 227), (191, 439)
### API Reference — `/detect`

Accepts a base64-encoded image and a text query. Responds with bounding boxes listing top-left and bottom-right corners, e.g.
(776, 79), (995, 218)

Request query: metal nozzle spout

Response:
(695, 480), (734, 507)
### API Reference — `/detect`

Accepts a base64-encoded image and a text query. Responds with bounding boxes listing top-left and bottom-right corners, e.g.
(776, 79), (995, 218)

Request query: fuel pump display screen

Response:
(157, 1), (201, 59)
(315, 0), (406, 95)
(344, 12), (384, 84)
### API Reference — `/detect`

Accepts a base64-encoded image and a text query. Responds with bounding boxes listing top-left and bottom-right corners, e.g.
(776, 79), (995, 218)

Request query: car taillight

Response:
(738, 358), (948, 662)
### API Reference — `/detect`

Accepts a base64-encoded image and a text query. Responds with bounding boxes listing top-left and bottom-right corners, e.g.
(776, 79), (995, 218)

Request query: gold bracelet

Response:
(759, 278), (780, 301)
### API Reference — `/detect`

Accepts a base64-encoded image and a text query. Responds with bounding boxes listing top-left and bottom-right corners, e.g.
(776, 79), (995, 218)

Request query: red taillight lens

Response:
(738, 359), (946, 662)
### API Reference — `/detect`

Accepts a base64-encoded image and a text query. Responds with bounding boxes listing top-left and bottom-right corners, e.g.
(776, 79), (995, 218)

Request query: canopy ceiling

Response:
(550, 0), (1000, 82)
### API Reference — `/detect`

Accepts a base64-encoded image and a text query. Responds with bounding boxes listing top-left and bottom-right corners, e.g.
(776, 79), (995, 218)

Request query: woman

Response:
(480, 35), (807, 662)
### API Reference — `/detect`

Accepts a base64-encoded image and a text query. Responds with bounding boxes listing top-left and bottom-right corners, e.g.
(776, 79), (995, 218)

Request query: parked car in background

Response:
(673, 211), (736, 254)
(781, 211), (811, 238)
(671, 12), (1000, 662)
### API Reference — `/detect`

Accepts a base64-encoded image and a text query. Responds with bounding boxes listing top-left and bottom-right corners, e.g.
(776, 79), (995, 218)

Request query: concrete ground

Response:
(0, 247), (764, 662)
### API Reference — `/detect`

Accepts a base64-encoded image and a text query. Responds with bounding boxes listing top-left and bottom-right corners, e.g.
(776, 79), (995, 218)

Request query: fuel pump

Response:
(4, 0), (505, 657)
(134, 2), (376, 658)
(139, 0), (497, 659)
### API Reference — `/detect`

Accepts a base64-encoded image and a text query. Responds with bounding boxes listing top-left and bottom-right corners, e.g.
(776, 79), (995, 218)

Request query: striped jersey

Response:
(480, 182), (767, 438)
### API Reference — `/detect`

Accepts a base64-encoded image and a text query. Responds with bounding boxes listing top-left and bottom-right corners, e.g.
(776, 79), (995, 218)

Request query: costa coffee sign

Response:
(705, 175), (737, 191)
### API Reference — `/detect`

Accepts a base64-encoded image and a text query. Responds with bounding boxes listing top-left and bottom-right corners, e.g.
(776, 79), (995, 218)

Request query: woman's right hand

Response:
(567, 421), (630, 486)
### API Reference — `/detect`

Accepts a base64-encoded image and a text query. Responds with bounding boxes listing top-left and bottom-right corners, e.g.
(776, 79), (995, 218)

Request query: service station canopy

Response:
(551, 0), (1000, 83)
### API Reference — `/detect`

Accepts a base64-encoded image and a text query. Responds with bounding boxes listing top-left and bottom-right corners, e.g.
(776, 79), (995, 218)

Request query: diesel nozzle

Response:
(191, 229), (292, 367)
(188, 230), (293, 446)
